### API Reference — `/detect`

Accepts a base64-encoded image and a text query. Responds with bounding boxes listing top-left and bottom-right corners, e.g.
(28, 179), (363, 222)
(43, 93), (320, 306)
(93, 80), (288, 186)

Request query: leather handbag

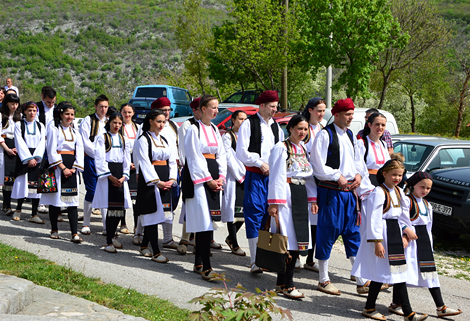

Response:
(38, 169), (58, 193)
(255, 215), (289, 273)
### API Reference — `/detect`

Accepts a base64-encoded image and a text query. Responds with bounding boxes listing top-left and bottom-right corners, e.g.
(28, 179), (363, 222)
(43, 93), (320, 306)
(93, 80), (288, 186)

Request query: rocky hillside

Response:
(0, 0), (226, 115)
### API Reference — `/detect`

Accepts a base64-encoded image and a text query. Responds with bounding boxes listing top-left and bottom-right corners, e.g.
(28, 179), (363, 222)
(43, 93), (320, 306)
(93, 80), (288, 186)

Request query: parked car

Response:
(222, 90), (262, 104)
(426, 167), (470, 237)
(393, 138), (470, 178)
(131, 85), (192, 122)
(322, 107), (399, 135)
(212, 106), (259, 135)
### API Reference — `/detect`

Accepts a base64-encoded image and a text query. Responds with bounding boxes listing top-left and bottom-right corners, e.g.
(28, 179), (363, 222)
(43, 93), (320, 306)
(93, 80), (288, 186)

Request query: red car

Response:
(212, 106), (259, 135)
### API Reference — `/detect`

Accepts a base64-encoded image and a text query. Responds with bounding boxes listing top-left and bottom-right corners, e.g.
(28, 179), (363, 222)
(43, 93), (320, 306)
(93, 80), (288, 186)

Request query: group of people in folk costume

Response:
(0, 87), (463, 320)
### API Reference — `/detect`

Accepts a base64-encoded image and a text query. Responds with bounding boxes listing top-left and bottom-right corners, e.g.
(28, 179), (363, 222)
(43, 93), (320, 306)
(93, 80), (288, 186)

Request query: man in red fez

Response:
(236, 90), (284, 273)
(310, 98), (371, 295)
(149, 96), (182, 250)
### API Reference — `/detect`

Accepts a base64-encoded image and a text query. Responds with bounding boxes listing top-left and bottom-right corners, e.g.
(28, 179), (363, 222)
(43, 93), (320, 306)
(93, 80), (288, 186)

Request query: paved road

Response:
(0, 186), (468, 320)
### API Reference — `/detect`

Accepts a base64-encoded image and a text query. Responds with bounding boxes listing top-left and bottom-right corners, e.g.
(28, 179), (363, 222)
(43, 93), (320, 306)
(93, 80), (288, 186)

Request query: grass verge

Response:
(0, 242), (190, 320)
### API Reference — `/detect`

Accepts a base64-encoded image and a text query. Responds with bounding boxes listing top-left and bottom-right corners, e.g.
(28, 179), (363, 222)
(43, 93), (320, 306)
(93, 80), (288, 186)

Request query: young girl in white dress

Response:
(182, 95), (227, 280)
(11, 102), (46, 223)
(0, 94), (22, 215)
(267, 115), (317, 299)
(221, 110), (247, 256)
(387, 171), (463, 318)
(92, 113), (132, 253)
(352, 159), (428, 321)
(41, 102), (84, 242)
(301, 97), (325, 272)
(134, 109), (177, 263)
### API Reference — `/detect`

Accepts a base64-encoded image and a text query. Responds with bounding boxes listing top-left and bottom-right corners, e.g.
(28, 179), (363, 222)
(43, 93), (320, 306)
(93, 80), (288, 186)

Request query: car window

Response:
(130, 100), (152, 109)
(225, 93), (243, 103)
(173, 88), (189, 101)
(212, 109), (233, 126)
(394, 143), (433, 172)
(135, 87), (166, 98)
(243, 92), (256, 104)
(435, 148), (470, 169)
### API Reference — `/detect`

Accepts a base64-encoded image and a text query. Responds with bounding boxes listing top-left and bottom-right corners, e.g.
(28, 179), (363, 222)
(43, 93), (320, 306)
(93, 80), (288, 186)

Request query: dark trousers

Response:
(141, 224), (160, 254)
(17, 198), (39, 217)
(49, 205), (78, 235)
(276, 251), (299, 289)
(393, 285), (444, 308)
(366, 282), (412, 316)
(195, 231), (212, 271)
(227, 221), (243, 249)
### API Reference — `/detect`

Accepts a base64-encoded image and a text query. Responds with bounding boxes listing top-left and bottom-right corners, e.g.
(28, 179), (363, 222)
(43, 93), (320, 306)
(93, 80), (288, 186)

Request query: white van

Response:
(323, 107), (399, 135)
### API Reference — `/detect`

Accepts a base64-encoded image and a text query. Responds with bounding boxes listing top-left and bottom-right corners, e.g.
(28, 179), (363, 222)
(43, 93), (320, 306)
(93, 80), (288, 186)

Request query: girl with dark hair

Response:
(221, 110), (247, 256)
(386, 172), (462, 318)
(183, 95), (226, 280)
(300, 97), (325, 273)
(42, 102), (84, 242)
(351, 160), (428, 321)
(11, 102), (46, 223)
(0, 94), (21, 215)
(357, 113), (390, 186)
(92, 112), (132, 253)
(267, 114), (316, 299)
(119, 103), (140, 235)
(134, 109), (176, 263)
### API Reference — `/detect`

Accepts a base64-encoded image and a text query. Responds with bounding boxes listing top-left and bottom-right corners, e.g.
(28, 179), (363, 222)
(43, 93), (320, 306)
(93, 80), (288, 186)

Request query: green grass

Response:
(0, 242), (190, 321)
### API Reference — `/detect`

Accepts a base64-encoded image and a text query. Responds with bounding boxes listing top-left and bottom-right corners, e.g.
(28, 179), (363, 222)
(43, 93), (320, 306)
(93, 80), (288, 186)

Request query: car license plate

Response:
(138, 114), (146, 118)
(429, 201), (452, 216)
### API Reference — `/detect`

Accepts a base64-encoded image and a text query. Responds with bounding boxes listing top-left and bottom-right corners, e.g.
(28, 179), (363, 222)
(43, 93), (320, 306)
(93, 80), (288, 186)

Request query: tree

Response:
(375, 0), (449, 109)
(449, 31), (470, 138)
(297, 0), (400, 98)
(209, 0), (300, 92)
(174, 0), (214, 95)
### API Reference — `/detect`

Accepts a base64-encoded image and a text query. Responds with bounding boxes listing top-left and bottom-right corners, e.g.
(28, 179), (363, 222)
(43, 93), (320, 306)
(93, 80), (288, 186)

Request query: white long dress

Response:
(0, 115), (16, 187)
(267, 141), (316, 251)
(184, 121), (227, 233)
(304, 123), (321, 225)
(404, 196), (440, 288)
(351, 185), (411, 284)
(221, 131), (245, 223)
(41, 124), (84, 207)
(135, 131), (177, 226)
(12, 120), (46, 199)
(92, 133), (132, 210)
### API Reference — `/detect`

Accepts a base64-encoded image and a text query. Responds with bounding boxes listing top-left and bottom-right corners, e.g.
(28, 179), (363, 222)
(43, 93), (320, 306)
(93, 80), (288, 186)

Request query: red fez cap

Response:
(190, 97), (201, 109)
(331, 98), (355, 115)
(151, 97), (171, 110)
(255, 90), (279, 105)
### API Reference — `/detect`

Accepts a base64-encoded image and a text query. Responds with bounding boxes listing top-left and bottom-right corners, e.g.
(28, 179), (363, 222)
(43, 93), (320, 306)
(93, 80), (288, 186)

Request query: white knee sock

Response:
(135, 216), (143, 236)
(101, 208), (107, 231)
(83, 200), (92, 226)
(181, 221), (190, 242)
(318, 259), (330, 283)
(248, 237), (258, 265)
(162, 222), (173, 243)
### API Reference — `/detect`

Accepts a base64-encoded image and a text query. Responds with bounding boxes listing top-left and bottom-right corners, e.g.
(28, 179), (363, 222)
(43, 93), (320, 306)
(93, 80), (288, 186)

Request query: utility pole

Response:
(281, 0), (288, 111)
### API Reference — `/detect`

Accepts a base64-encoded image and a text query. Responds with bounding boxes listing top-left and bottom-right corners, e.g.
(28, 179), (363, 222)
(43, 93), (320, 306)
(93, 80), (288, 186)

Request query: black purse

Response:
(255, 216), (289, 273)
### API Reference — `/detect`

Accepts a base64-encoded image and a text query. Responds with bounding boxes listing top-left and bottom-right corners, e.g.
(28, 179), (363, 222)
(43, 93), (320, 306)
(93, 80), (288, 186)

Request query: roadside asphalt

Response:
(0, 186), (468, 320)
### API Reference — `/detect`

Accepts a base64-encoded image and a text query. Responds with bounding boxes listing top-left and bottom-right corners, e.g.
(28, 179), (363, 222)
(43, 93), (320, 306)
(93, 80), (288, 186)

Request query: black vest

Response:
(324, 123), (354, 170)
(247, 113), (279, 156)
